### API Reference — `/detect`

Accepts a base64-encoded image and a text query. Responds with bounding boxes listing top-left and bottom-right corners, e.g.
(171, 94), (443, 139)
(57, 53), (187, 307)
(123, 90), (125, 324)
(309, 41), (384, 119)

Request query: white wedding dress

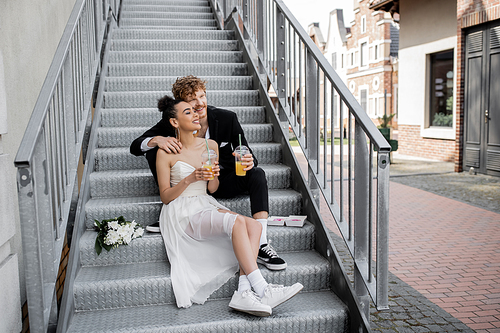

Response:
(159, 161), (239, 308)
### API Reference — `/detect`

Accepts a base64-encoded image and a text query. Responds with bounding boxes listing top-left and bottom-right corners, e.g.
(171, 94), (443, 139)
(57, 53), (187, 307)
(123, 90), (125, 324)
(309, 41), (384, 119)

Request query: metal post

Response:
(276, 7), (286, 102)
(242, 0), (248, 28)
(377, 151), (390, 310)
(354, 121), (370, 319)
(305, 49), (319, 205)
(256, 0), (267, 62)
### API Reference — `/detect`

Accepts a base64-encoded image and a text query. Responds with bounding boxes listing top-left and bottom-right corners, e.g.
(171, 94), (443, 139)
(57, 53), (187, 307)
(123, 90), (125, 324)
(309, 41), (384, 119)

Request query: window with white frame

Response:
(374, 44), (378, 60)
(361, 16), (366, 34)
(361, 42), (368, 67)
(332, 52), (337, 70)
(429, 50), (454, 127)
(360, 88), (368, 113)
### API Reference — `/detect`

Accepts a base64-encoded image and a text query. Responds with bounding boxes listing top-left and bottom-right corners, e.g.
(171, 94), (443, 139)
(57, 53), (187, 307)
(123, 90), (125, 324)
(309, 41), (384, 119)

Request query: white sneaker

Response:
(261, 283), (303, 308)
(229, 290), (272, 317)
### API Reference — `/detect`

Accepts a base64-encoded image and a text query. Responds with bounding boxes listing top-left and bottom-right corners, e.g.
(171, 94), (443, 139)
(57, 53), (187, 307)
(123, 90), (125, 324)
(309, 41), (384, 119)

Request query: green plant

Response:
(432, 112), (453, 127)
(377, 113), (395, 128)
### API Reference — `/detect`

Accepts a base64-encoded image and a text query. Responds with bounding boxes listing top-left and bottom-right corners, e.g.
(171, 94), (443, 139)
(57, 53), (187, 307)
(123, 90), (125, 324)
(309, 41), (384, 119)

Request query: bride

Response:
(155, 95), (302, 316)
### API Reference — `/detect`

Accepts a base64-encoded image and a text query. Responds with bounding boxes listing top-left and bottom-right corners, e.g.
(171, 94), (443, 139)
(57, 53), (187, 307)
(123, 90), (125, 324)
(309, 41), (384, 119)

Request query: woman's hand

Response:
(210, 161), (220, 178)
(188, 168), (206, 183)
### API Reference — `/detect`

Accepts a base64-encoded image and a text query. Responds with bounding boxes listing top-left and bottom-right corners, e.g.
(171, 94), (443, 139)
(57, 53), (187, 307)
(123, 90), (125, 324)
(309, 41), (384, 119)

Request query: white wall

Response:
(398, 0), (457, 140)
(0, 0), (76, 331)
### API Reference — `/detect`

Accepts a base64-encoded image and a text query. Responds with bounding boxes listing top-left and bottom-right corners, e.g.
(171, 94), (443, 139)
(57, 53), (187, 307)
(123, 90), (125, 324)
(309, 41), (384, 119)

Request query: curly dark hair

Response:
(172, 75), (207, 100)
(158, 95), (184, 128)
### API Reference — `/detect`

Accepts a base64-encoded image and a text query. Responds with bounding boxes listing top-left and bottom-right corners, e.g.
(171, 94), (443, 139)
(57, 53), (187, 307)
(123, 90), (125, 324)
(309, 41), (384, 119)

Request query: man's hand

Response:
(149, 136), (182, 154)
(241, 153), (254, 171)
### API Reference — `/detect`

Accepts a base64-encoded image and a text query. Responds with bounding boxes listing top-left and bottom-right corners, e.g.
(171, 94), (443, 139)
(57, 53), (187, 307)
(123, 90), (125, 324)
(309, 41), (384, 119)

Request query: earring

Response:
(175, 127), (181, 141)
(192, 130), (198, 137)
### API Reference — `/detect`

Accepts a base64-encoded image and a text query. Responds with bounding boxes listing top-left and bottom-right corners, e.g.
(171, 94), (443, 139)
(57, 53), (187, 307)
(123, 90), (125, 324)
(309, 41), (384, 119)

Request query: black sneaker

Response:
(257, 244), (287, 270)
(146, 222), (160, 233)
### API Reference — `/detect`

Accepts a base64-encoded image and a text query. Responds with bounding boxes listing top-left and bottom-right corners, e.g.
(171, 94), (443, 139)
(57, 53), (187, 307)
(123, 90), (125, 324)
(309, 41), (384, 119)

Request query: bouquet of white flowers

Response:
(94, 216), (144, 255)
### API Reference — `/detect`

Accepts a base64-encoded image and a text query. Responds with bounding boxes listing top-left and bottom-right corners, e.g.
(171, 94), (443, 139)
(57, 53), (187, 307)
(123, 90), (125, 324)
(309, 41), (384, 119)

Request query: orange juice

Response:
(202, 164), (214, 180)
(235, 161), (246, 176)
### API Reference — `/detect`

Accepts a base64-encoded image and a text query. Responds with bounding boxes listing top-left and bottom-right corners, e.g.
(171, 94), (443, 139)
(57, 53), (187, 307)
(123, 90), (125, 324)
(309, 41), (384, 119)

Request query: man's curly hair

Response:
(172, 75), (207, 101)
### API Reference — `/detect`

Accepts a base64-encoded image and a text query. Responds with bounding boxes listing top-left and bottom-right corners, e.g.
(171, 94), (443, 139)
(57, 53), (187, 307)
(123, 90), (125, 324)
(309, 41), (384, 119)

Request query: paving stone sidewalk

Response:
(292, 148), (500, 332)
(329, 230), (474, 333)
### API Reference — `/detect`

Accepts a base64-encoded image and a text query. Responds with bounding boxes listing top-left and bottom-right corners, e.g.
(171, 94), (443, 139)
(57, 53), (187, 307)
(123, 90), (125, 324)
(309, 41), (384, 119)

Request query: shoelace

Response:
(243, 289), (262, 302)
(265, 284), (285, 296)
(261, 244), (279, 258)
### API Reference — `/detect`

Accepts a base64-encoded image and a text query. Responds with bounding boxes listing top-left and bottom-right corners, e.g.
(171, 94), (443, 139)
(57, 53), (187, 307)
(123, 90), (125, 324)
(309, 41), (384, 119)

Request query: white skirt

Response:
(159, 193), (239, 308)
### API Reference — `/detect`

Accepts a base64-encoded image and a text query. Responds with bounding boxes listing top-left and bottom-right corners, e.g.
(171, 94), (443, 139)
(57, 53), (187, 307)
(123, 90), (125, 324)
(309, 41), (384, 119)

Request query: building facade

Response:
(345, 0), (399, 129)
(372, 0), (500, 174)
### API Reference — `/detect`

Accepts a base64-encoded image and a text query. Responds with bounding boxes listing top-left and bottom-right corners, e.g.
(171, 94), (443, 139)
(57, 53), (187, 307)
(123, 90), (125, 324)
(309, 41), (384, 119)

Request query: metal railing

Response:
(13, 1), (120, 331)
(213, 0), (391, 317)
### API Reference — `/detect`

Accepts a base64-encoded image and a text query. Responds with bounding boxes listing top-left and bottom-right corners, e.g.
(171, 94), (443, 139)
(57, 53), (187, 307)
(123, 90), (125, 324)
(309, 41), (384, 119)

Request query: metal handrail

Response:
(13, 1), (120, 331)
(213, 0), (390, 316)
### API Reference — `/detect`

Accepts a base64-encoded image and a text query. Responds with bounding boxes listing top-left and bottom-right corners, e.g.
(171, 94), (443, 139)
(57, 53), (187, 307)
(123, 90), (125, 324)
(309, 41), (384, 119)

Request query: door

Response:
(464, 20), (500, 176)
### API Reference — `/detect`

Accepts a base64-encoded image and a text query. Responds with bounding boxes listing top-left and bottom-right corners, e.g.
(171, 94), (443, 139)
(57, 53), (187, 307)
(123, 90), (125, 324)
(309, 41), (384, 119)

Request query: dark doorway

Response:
(463, 19), (500, 176)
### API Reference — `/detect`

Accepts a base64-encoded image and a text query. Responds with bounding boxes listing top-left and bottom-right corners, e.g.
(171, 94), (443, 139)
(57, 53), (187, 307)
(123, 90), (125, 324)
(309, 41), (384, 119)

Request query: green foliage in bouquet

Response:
(94, 216), (144, 255)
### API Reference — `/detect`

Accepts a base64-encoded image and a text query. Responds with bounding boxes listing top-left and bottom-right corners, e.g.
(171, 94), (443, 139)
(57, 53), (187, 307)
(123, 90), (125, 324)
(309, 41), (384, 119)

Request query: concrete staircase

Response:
(65, 0), (350, 331)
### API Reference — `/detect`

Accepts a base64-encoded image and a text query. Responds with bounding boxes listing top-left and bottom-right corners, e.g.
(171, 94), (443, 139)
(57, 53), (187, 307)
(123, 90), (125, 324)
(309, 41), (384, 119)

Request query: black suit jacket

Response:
(130, 105), (258, 182)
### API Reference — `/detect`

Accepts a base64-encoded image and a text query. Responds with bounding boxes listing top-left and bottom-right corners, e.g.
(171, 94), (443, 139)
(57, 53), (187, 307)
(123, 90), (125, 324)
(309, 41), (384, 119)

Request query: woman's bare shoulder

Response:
(207, 138), (218, 149)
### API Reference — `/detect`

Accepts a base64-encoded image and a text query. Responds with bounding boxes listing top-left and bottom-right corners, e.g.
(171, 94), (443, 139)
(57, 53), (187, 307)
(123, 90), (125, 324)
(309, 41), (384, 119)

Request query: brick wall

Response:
(398, 125), (456, 161)
(455, 0), (500, 171)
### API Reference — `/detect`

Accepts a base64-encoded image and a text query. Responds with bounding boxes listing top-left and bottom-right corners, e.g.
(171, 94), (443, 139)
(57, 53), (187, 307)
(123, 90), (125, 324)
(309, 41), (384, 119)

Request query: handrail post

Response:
(377, 151), (390, 310)
(354, 121), (371, 319)
(256, 0), (266, 59)
(305, 49), (320, 205)
(242, 0), (248, 28)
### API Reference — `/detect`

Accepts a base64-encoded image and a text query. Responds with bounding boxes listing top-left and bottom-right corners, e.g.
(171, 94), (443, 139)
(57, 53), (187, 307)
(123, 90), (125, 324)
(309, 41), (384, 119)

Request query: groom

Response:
(130, 75), (286, 271)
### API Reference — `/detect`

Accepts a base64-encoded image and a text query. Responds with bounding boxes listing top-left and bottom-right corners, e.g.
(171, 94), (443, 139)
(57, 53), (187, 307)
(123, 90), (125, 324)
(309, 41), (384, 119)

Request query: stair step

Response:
(84, 189), (302, 229)
(121, 11), (214, 21)
(120, 18), (217, 28)
(67, 291), (348, 333)
(74, 250), (328, 311)
(80, 222), (315, 266)
(123, 0), (210, 6)
(107, 62), (245, 76)
(103, 90), (259, 109)
(100, 106), (265, 127)
(108, 51), (243, 64)
(122, 5), (212, 14)
(112, 29), (234, 40)
(116, 25), (219, 30)
(89, 164), (291, 198)
(96, 123), (271, 147)
(93, 143), (281, 171)
(105, 75), (251, 92)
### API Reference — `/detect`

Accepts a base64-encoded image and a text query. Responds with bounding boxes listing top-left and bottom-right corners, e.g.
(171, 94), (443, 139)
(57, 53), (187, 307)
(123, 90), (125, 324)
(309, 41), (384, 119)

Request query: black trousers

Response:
(212, 167), (269, 216)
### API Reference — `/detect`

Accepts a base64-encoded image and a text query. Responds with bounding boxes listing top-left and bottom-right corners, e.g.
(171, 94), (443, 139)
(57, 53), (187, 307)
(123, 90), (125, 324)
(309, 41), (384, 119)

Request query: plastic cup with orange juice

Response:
(201, 149), (217, 180)
(234, 145), (249, 176)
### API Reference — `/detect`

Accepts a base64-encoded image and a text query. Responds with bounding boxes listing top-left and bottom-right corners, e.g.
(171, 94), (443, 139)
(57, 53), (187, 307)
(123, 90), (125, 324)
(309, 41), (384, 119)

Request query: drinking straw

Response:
(205, 138), (210, 159)
(239, 134), (242, 149)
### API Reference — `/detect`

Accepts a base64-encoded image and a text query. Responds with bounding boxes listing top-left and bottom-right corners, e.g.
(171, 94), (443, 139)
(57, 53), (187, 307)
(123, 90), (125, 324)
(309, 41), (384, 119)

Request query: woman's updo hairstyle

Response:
(158, 95), (183, 126)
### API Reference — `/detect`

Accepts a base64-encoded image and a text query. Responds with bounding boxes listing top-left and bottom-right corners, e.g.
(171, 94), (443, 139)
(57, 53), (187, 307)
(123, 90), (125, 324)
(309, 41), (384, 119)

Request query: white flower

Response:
(117, 224), (132, 238)
(122, 233), (133, 245)
(133, 227), (144, 239)
(105, 229), (120, 245)
(108, 221), (120, 230)
(130, 220), (137, 228)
